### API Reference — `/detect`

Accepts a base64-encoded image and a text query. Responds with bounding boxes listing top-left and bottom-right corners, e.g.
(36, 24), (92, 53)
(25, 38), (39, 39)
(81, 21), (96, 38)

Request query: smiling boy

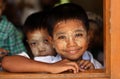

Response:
(46, 3), (102, 70)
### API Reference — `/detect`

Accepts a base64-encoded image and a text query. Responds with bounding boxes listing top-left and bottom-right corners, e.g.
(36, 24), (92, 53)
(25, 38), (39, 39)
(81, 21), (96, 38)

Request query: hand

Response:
(48, 59), (79, 74)
(0, 48), (9, 67)
(0, 48), (9, 57)
(78, 60), (95, 71)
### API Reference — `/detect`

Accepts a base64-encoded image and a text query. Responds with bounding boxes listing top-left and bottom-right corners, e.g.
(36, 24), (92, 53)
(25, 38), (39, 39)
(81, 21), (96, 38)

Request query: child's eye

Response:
(75, 33), (83, 37)
(43, 39), (49, 44)
(58, 36), (66, 39)
(30, 42), (37, 47)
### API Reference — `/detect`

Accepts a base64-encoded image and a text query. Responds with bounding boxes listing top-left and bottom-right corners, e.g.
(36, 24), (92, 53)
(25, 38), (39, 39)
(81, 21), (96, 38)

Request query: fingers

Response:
(0, 49), (9, 57)
(50, 59), (95, 74)
(85, 63), (95, 69)
(0, 48), (9, 53)
(66, 62), (79, 73)
(79, 60), (95, 71)
(79, 60), (89, 69)
(50, 59), (79, 74)
(0, 52), (8, 55)
(0, 52), (8, 57)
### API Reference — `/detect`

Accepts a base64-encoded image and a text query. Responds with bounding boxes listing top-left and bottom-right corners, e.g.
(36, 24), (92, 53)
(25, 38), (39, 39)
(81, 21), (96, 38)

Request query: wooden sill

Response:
(0, 69), (110, 79)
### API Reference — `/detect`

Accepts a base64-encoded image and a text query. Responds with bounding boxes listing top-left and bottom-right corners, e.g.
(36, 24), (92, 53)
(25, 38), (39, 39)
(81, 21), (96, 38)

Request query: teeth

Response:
(69, 50), (76, 54)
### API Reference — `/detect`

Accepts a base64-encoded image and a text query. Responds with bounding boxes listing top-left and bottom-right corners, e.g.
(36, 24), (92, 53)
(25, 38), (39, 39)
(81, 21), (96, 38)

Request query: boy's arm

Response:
(1, 55), (79, 73)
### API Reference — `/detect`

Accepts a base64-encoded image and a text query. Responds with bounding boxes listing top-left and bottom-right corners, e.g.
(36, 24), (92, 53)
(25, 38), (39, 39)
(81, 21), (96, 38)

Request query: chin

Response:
(66, 56), (80, 61)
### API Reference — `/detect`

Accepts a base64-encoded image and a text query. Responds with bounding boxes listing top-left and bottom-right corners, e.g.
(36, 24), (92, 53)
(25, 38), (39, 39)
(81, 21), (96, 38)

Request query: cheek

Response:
(54, 40), (67, 51)
(30, 47), (39, 55)
(45, 44), (53, 52)
(75, 38), (88, 47)
(30, 47), (37, 52)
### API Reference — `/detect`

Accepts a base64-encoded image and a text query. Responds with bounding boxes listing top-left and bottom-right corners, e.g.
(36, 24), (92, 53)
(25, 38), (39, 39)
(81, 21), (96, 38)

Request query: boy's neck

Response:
(62, 57), (82, 62)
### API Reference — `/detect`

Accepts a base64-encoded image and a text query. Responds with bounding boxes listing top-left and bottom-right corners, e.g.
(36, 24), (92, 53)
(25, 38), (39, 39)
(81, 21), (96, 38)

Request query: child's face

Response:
(27, 29), (55, 57)
(52, 19), (89, 61)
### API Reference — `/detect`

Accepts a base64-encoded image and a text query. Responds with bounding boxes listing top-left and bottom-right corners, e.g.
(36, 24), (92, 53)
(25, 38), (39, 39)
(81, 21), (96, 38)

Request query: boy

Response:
(46, 3), (102, 69)
(2, 3), (102, 73)
(0, 0), (27, 55)
(20, 11), (61, 63)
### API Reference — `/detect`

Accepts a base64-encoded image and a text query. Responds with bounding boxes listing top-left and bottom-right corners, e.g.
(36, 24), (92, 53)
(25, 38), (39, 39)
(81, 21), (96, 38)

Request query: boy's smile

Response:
(53, 19), (89, 61)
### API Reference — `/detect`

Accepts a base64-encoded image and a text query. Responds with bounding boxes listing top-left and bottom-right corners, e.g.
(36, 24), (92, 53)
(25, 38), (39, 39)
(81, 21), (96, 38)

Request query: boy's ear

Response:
(48, 36), (53, 43)
(48, 36), (55, 48)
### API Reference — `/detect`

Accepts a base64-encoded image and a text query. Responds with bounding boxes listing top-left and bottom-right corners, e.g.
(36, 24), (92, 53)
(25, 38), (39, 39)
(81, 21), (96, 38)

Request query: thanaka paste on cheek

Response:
(27, 30), (55, 56)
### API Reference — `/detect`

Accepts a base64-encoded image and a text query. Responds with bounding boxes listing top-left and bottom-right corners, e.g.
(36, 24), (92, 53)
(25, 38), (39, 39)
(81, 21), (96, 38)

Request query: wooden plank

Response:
(0, 69), (110, 79)
(111, 0), (120, 78)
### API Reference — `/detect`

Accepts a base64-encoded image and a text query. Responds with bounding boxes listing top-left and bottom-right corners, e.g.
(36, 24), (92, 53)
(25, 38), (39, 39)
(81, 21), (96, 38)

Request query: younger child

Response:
(20, 11), (61, 63)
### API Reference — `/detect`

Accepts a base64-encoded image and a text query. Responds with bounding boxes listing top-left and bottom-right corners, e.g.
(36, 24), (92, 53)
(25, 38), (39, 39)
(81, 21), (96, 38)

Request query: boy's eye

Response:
(75, 33), (83, 37)
(43, 39), (49, 44)
(30, 42), (37, 47)
(58, 36), (66, 39)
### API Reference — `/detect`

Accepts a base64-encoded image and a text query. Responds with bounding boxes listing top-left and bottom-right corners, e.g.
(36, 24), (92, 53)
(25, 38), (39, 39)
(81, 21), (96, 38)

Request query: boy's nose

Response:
(37, 42), (46, 50)
(66, 37), (77, 47)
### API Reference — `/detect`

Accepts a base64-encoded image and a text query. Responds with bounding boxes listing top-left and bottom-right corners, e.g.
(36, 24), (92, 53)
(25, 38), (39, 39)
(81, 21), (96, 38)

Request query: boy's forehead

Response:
(54, 19), (85, 29)
(27, 29), (49, 37)
(53, 19), (87, 36)
(55, 19), (84, 26)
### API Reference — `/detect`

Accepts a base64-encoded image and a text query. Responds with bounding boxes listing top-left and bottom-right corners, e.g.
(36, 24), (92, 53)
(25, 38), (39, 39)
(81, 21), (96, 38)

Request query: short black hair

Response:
(23, 11), (48, 34)
(46, 3), (89, 37)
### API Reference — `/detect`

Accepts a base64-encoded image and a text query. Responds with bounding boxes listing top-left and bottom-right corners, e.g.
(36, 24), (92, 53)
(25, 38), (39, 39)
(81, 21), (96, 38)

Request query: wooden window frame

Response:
(0, 0), (111, 79)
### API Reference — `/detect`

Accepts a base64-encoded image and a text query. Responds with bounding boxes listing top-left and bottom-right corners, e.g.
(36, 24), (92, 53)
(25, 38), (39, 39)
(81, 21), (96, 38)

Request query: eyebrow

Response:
(74, 29), (86, 33)
(55, 29), (86, 36)
(55, 32), (65, 36)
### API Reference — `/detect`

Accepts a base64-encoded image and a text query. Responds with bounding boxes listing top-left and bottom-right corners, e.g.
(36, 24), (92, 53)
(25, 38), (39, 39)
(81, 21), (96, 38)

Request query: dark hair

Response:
(46, 3), (89, 37)
(23, 11), (48, 34)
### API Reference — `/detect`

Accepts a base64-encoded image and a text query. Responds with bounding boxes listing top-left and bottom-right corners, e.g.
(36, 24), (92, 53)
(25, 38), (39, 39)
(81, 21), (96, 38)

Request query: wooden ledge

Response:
(0, 69), (110, 79)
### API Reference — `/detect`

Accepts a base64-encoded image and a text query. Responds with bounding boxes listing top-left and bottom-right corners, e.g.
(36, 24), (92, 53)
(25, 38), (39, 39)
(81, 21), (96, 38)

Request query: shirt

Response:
(0, 15), (27, 55)
(18, 52), (62, 63)
(18, 51), (103, 69)
(82, 51), (103, 69)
